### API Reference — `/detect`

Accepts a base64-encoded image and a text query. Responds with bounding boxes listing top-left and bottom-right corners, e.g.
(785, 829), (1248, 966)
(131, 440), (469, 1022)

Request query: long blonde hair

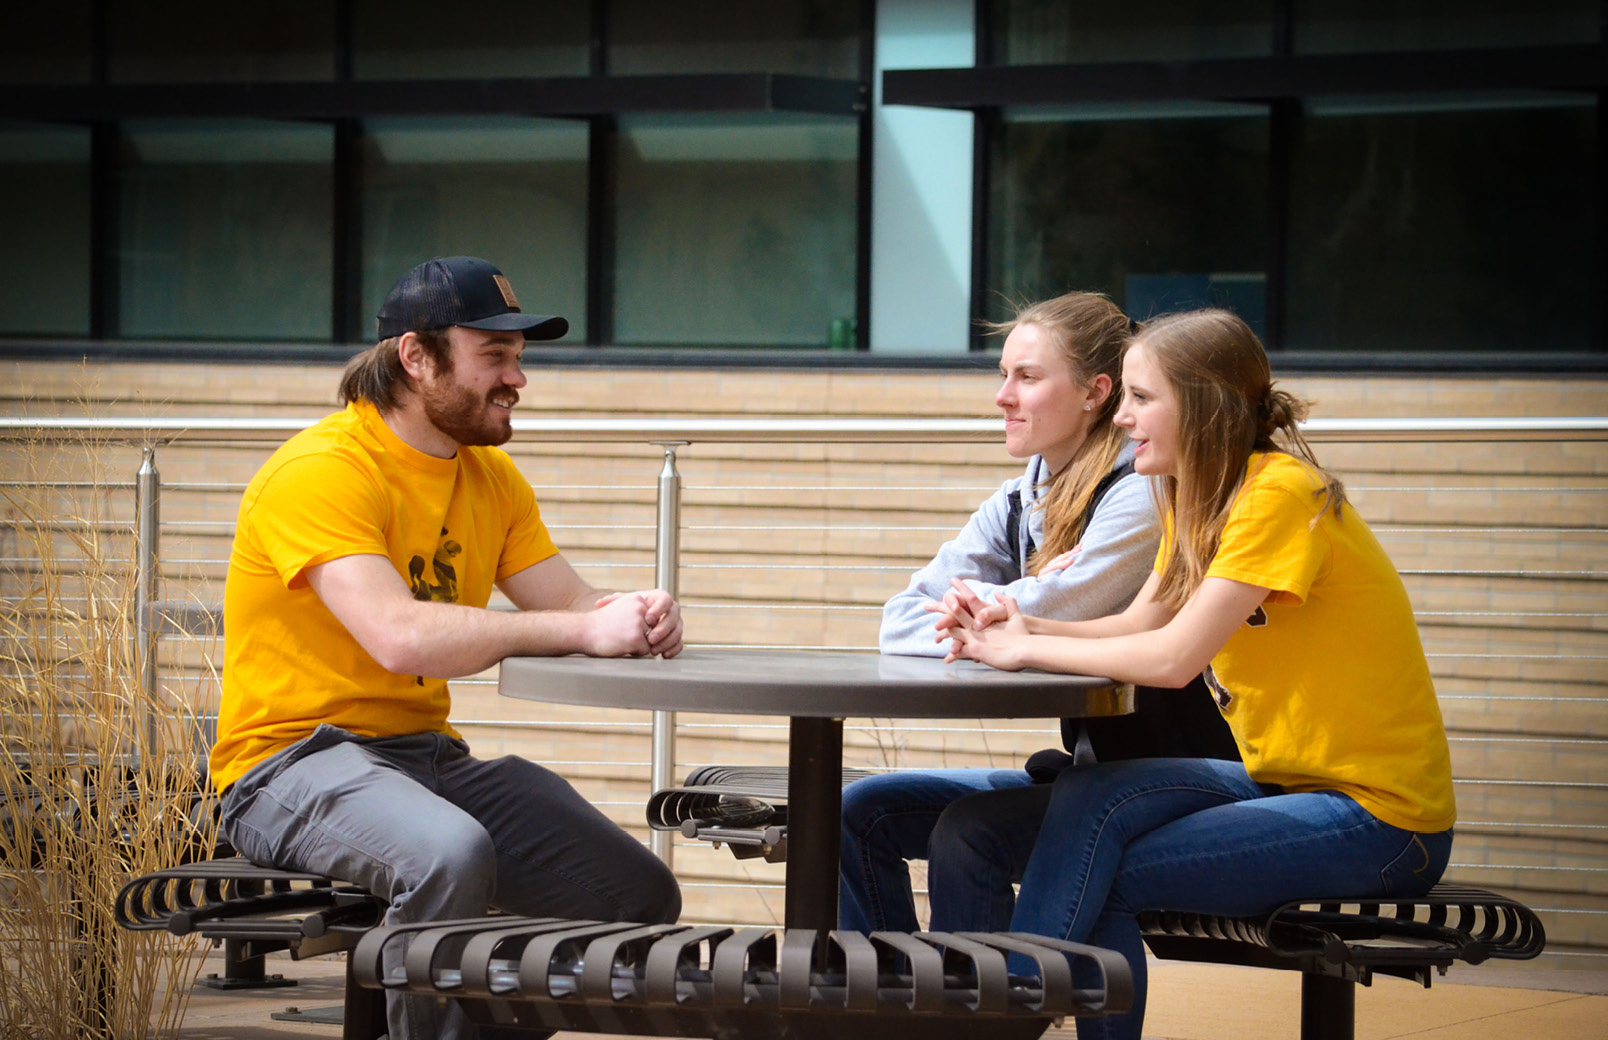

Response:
(1136, 309), (1345, 608)
(985, 291), (1132, 575)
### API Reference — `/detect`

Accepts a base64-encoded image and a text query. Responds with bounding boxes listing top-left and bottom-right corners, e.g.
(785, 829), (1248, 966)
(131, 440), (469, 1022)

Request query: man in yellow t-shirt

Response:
(211, 256), (682, 1040)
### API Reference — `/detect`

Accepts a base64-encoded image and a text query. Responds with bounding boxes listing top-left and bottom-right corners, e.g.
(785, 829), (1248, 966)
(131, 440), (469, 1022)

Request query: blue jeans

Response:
(838, 767), (1046, 933)
(1002, 758), (1452, 1040)
(220, 725), (681, 1040)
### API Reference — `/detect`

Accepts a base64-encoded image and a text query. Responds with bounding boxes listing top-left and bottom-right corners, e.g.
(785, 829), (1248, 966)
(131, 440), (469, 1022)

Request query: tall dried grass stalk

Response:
(1, 435), (217, 1040)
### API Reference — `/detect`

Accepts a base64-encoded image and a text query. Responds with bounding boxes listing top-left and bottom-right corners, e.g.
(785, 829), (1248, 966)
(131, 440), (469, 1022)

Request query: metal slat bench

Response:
(113, 856), (390, 1040)
(1136, 884), (1547, 1040)
(350, 917), (1133, 1039)
(655, 770), (1548, 1040)
(647, 764), (875, 862)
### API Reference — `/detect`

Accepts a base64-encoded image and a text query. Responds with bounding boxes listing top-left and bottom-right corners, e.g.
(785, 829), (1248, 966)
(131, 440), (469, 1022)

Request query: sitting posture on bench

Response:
(208, 256), (683, 1040)
(116, 856), (391, 1040)
(935, 309), (1472, 1040)
(842, 290), (1238, 936)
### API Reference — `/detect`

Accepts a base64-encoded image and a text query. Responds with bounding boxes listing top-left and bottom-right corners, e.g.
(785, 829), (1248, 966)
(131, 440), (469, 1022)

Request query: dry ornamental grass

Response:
(1, 435), (216, 1040)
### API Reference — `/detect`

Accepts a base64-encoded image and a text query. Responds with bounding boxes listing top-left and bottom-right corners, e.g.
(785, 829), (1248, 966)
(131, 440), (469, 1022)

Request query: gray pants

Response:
(219, 725), (682, 1040)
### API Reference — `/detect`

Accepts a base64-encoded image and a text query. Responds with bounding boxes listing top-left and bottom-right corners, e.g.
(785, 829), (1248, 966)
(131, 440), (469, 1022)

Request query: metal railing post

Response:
(650, 443), (687, 865)
(135, 446), (161, 760)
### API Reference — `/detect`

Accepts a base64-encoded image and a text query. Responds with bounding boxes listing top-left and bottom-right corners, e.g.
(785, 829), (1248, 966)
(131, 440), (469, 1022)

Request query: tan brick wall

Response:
(5, 359), (1605, 959)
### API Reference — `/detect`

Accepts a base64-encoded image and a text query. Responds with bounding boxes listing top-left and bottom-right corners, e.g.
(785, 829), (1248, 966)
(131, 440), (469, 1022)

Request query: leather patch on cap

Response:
(492, 274), (520, 309)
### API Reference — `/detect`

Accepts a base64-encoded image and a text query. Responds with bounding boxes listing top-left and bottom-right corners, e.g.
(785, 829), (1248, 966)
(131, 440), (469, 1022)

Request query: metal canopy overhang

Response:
(0, 73), (867, 121)
(882, 44), (1608, 110)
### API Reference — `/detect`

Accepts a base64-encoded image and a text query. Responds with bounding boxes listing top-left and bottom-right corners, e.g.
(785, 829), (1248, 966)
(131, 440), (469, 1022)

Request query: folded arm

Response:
(882, 473), (1159, 655)
(941, 572), (1267, 687)
(305, 552), (681, 678)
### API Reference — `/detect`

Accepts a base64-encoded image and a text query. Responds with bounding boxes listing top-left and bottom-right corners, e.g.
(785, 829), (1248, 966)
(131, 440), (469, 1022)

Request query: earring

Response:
(1083, 404), (1092, 411)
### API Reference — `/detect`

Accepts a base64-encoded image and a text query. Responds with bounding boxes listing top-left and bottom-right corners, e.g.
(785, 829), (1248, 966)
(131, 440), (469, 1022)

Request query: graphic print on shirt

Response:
(408, 529), (462, 603)
(1203, 605), (1269, 709)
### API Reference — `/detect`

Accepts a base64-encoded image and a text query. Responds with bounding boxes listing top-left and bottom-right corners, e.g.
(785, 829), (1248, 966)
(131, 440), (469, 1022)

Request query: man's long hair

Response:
(338, 329), (452, 409)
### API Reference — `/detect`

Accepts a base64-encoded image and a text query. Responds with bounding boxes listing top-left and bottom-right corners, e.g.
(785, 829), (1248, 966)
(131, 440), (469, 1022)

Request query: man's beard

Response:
(419, 373), (516, 447)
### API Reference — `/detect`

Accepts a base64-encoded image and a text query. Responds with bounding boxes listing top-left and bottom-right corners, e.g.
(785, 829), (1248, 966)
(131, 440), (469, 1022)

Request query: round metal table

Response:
(498, 648), (1133, 932)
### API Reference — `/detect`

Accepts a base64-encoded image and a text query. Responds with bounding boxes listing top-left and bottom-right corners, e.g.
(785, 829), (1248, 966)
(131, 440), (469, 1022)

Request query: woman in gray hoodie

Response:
(840, 291), (1237, 935)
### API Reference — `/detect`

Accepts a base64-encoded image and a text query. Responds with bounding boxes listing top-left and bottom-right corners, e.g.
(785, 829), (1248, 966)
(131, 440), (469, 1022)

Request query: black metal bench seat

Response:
(113, 856), (390, 1040)
(112, 859), (1546, 1040)
(350, 917), (1134, 1040)
(647, 764), (876, 862)
(1136, 885), (1548, 1040)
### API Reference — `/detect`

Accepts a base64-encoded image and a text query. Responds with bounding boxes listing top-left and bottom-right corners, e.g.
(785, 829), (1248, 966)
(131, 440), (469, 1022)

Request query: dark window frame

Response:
(0, 0), (872, 353)
(889, 2), (1607, 360)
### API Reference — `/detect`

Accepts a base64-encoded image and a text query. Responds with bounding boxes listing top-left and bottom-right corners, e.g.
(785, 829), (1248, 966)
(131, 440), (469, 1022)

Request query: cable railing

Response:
(2, 413), (1605, 970)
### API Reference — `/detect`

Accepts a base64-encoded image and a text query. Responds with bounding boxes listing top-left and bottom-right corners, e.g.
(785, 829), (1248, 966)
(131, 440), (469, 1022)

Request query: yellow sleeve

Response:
(1207, 482), (1328, 605)
(243, 452), (390, 590)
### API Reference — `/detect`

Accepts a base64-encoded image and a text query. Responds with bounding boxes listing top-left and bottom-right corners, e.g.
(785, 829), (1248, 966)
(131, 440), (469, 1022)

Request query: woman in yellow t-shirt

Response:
(937, 308), (1455, 1040)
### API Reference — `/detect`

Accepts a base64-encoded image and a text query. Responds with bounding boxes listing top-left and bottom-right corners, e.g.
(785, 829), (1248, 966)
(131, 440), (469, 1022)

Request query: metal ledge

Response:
(882, 45), (1608, 111)
(5, 415), (1608, 444)
(0, 73), (865, 120)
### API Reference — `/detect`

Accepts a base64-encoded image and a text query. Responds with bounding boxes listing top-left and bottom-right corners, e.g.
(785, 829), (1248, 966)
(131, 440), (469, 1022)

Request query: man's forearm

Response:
(368, 600), (598, 678)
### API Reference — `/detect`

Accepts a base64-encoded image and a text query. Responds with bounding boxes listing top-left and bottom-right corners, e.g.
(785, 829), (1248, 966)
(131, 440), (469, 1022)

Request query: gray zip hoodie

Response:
(879, 443), (1160, 657)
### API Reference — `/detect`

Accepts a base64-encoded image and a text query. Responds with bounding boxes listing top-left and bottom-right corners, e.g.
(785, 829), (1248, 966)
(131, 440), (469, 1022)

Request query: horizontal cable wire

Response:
(683, 563), (912, 571)
(0, 480), (133, 490)
(1460, 821), (1608, 830)
(684, 484), (1000, 493)
(1449, 863), (1608, 873)
(450, 719), (653, 730)
(686, 603), (882, 611)
(1425, 652), (1608, 660)
(1416, 611), (1607, 618)
(1448, 735), (1607, 744)
(1439, 694), (1608, 702)
(1401, 569), (1608, 578)
(682, 523), (960, 532)
(1452, 778), (1608, 787)
(1374, 526), (1608, 534)
(1350, 485), (1608, 493)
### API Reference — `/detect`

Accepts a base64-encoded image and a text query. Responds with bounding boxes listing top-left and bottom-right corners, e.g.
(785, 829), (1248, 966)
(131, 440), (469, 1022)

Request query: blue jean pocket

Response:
(1377, 828), (1453, 896)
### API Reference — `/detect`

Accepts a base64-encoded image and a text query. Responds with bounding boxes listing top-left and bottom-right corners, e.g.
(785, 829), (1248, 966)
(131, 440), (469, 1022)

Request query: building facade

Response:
(1, 0), (1603, 366)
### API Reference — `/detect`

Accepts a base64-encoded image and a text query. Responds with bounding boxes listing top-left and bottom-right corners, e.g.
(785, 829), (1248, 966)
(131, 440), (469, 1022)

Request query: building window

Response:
(1286, 94), (1598, 352)
(0, 123), (91, 337)
(608, 0), (863, 77)
(1292, 0), (1599, 54)
(352, 0), (591, 80)
(0, 0), (867, 352)
(991, 0), (1275, 64)
(988, 103), (1270, 336)
(3, 2), (93, 85)
(108, 1), (336, 83)
(361, 117), (589, 342)
(876, 0), (1608, 356)
(613, 113), (859, 348)
(118, 120), (333, 340)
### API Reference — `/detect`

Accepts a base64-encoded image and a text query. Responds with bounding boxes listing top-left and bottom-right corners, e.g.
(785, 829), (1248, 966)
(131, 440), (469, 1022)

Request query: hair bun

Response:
(1259, 387), (1306, 437)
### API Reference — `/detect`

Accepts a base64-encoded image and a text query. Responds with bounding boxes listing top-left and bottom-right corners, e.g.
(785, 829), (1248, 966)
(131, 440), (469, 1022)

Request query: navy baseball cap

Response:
(375, 256), (569, 341)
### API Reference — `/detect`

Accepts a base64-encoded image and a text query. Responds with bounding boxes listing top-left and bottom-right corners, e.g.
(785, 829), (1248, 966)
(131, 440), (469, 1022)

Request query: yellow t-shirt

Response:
(209, 401), (558, 792)
(1182, 452), (1456, 833)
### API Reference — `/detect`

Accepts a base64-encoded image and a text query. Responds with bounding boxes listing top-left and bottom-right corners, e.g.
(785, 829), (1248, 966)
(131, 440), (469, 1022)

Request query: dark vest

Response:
(1012, 460), (1241, 779)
